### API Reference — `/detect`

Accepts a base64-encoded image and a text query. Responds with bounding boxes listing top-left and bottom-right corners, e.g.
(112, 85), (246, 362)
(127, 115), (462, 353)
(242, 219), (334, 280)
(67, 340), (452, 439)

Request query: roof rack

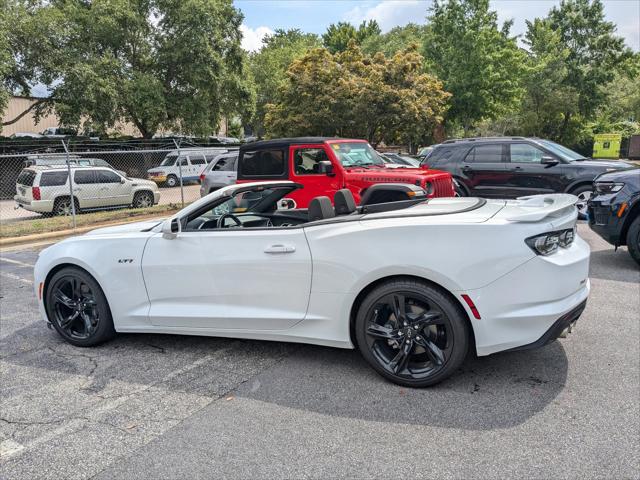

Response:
(442, 136), (528, 144)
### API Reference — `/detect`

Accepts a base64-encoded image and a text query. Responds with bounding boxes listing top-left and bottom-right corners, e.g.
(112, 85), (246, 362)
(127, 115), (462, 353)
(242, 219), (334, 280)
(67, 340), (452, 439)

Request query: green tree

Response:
(423, 0), (526, 134)
(547, 0), (632, 120)
(264, 42), (449, 146)
(361, 23), (427, 57)
(322, 20), (381, 54)
(2, 0), (252, 138)
(247, 29), (320, 136)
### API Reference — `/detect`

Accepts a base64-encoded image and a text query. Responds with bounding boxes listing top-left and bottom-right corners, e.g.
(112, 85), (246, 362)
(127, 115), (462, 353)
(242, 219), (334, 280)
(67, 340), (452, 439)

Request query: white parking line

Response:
(0, 257), (35, 268)
(0, 272), (33, 285)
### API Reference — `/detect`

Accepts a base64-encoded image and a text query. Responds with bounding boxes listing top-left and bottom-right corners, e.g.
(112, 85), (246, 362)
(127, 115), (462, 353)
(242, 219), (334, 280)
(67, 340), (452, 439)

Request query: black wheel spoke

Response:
(59, 311), (79, 329)
(366, 323), (400, 340)
(410, 311), (443, 329)
(391, 294), (405, 323)
(80, 311), (94, 334)
(416, 336), (445, 366)
(389, 340), (412, 374)
(54, 290), (75, 308)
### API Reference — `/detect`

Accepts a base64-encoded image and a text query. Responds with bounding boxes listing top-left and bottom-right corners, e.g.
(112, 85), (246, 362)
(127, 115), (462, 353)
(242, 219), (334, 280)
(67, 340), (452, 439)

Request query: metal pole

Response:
(173, 139), (184, 208)
(61, 140), (77, 228)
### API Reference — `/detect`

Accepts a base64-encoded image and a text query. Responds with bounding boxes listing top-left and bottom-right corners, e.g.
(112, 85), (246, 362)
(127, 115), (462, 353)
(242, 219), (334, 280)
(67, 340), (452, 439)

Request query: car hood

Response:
(85, 219), (164, 236)
(594, 167), (640, 183)
(572, 159), (635, 169)
(130, 178), (159, 188)
(344, 166), (451, 180)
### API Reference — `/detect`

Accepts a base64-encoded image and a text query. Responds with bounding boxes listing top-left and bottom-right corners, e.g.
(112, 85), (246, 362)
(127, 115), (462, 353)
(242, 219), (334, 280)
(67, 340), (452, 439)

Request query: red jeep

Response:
(236, 137), (454, 208)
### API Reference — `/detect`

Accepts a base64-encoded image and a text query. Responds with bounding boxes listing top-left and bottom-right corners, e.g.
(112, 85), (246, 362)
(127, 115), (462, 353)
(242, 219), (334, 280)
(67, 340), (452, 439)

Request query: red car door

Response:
(285, 144), (344, 208)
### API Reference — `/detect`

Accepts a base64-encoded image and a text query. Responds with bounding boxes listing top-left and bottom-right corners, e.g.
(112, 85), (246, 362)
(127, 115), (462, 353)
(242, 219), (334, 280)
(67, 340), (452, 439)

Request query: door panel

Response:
(460, 144), (508, 198)
(142, 229), (312, 330)
(73, 170), (100, 208)
(96, 169), (130, 205)
(287, 144), (343, 208)
(504, 143), (564, 196)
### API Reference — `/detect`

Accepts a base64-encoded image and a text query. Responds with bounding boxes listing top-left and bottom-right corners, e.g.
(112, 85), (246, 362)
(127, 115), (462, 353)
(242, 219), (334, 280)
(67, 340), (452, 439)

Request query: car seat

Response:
(308, 196), (335, 222)
(334, 189), (357, 215)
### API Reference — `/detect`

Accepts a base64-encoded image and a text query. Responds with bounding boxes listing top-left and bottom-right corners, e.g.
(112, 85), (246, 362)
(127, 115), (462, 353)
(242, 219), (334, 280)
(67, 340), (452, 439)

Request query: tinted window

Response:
(241, 149), (285, 177)
(190, 157), (206, 165)
(465, 145), (502, 163)
(427, 146), (456, 164)
(97, 170), (121, 183)
(510, 144), (544, 163)
(74, 171), (97, 184)
(294, 148), (329, 175)
(40, 171), (68, 186)
(17, 170), (36, 186)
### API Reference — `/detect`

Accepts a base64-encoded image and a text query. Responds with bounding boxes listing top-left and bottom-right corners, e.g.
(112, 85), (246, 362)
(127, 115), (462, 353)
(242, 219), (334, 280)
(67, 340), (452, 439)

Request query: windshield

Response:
(160, 156), (177, 166)
(538, 140), (586, 161)
(332, 142), (385, 167)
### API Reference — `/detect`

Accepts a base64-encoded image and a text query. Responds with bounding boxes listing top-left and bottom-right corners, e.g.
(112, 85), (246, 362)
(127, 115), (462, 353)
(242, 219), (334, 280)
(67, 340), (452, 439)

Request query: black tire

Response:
(53, 197), (80, 216)
(354, 278), (469, 387)
(165, 175), (178, 187)
(626, 216), (640, 267)
(133, 190), (154, 208)
(454, 180), (467, 197)
(45, 267), (116, 347)
(571, 184), (593, 219)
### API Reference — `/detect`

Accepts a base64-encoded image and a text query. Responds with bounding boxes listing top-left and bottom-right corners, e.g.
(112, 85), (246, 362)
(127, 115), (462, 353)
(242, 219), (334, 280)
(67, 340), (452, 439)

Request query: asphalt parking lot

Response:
(1, 223), (638, 479)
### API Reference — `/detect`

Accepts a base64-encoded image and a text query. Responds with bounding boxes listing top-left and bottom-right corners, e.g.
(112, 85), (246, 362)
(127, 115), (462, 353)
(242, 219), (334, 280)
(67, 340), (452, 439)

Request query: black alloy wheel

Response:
(355, 279), (469, 387)
(46, 267), (115, 346)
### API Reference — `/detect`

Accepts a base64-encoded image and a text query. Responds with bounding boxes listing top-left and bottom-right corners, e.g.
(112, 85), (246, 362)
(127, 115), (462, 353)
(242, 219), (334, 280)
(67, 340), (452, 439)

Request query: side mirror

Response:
(120, 178), (126, 184)
(541, 156), (559, 167)
(162, 217), (181, 239)
(318, 160), (334, 176)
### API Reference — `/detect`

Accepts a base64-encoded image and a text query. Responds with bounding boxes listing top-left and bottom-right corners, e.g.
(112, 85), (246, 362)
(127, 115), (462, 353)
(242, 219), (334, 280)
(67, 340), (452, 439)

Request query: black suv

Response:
(588, 169), (640, 265)
(422, 137), (634, 217)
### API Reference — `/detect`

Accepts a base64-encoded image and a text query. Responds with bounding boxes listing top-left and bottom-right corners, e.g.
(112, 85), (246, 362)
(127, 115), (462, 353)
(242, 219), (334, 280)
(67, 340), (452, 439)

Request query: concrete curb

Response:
(0, 215), (166, 247)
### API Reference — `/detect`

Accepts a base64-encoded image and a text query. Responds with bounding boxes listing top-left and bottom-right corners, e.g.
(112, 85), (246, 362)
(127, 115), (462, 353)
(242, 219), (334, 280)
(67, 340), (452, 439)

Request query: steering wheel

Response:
(217, 213), (242, 229)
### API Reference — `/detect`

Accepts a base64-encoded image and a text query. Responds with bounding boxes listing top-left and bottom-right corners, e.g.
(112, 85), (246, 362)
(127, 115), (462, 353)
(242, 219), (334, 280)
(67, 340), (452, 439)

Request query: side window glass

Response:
(465, 145), (502, 163)
(510, 144), (544, 163)
(74, 171), (96, 184)
(213, 159), (227, 171)
(191, 157), (206, 165)
(293, 148), (329, 175)
(97, 170), (121, 183)
(40, 171), (69, 186)
(178, 157), (188, 167)
(242, 150), (285, 177)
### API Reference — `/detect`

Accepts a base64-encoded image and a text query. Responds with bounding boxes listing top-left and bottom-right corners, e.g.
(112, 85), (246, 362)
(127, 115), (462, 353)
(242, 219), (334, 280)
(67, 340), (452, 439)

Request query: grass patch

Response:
(1, 203), (182, 239)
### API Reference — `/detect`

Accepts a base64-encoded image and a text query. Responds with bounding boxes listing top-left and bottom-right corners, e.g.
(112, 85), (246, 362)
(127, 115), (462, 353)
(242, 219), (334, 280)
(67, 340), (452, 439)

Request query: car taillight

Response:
(525, 227), (576, 256)
(32, 186), (41, 200)
(200, 173), (205, 181)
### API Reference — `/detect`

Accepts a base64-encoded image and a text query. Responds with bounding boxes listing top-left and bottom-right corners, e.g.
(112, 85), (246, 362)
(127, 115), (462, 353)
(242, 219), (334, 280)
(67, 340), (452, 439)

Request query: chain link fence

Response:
(0, 140), (238, 232)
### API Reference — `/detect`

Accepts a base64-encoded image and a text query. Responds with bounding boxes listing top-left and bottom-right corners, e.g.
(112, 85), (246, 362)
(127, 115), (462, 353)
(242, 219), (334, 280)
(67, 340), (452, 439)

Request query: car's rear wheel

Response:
(45, 267), (116, 347)
(133, 191), (153, 208)
(572, 185), (593, 219)
(355, 279), (469, 387)
(626, 216), (640, 266)
(165, 175), (178, 187)
(53, 197), (79, 216)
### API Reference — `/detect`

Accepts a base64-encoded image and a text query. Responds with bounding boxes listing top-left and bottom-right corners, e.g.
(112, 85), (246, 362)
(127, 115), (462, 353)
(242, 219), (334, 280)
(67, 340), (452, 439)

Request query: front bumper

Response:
(587, 195), (626, 246)
(148, 174), (167, 184)
(463, 235), (591, 356)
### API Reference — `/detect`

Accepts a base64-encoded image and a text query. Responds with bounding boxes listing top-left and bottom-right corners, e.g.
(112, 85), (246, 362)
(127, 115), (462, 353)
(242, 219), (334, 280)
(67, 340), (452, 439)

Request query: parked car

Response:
(147, 148), (229, 187)
(236, 137), (454, 208)
(210, 136), (240, 144)
(34, 181), (589, 387)
(417, 146), (434, 160)
(23, 155), (125, 176)
(381, 152), (422, 167)
(41, 127), (77, 137)
(199, 152), (239, 197)
(422, 137), (635, 217)
(15, 165), (160, 216)
(588, 169), (640, 265)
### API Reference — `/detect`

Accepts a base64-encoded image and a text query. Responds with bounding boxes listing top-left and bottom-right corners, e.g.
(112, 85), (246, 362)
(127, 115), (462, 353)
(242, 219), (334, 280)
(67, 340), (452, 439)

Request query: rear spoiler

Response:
(504, 194), (578, 222)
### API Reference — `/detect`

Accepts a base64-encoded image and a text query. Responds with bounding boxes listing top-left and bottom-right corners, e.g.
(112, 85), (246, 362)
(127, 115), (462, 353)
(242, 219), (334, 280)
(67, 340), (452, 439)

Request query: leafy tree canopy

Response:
(361, 23), (428, 57)
(264, 42), (450, 147)
(322, 20), (381, 54)
(2, 0), (253, 138)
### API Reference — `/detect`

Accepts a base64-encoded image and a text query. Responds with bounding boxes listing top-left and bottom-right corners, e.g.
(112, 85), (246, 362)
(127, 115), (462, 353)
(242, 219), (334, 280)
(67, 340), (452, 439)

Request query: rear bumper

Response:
(462, 235), (591, 356)
(14, 197), (54, 213)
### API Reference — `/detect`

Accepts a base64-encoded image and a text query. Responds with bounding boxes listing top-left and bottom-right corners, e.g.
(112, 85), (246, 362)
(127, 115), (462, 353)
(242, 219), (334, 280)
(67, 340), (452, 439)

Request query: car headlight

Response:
(525, 228), (576, 256)
(594, 182), (624, 194)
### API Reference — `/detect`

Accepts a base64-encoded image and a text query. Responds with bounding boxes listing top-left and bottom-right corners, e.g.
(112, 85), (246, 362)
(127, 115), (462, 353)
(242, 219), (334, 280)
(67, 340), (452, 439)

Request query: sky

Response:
(235, 0), (640, 52)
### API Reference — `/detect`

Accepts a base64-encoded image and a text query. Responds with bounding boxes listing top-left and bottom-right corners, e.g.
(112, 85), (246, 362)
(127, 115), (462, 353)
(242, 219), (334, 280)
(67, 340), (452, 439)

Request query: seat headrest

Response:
(334, 189), (357, 215)
(308, 196), (335, 222)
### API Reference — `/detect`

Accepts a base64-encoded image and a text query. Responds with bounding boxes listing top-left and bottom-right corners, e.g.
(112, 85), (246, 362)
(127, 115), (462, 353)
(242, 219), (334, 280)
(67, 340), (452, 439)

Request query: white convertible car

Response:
(34, 181), (590, 387)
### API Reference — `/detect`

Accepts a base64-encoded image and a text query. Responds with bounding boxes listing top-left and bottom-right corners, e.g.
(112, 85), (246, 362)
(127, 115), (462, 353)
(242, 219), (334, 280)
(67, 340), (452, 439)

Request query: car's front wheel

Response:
(572, 185), (593, 219)
(133, 191), (154, 208)
(45, 267), (116, 347)
(626, 215), (640, 266)
(355, 279), (469, 387)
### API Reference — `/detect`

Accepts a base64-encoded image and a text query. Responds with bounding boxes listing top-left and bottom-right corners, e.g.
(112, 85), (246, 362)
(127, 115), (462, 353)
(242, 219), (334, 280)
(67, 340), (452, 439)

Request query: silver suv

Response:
(199, 152), (239, 197)
(15, 165), (160, 216)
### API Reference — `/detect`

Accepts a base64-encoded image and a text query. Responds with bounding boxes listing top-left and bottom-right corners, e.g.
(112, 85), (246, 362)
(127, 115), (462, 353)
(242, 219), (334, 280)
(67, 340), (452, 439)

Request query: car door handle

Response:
(264, 244), (296, 254)
(509, 166), (523, 171)
(461, 166), (473, 173)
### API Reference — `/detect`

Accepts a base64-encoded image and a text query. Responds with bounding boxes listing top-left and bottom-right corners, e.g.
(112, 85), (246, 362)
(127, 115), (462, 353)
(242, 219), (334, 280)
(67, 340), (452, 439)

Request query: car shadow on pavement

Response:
(2, 320), (567, 431)
(588, 248), (640, 283)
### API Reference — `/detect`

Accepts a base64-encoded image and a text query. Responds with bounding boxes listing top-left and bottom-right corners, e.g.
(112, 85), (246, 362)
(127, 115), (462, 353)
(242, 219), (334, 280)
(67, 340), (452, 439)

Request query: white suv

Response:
(147, 148), (230, 187)
(15, 165), (160, 216)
